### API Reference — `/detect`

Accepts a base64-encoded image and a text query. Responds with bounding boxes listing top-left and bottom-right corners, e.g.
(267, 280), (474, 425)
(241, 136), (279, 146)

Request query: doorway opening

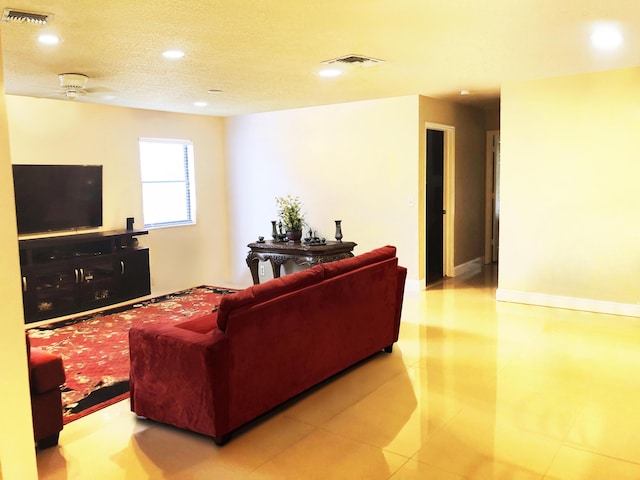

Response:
(425, 123), (455, 287)
(426, 129), (444, 284)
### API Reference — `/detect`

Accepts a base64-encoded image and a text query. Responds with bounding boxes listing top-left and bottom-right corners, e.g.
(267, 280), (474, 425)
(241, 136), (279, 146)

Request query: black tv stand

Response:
(19, 229), (151, 323)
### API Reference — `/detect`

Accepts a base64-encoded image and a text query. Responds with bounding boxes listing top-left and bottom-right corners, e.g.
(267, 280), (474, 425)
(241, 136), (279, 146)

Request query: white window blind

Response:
(139, 138), (196, 228)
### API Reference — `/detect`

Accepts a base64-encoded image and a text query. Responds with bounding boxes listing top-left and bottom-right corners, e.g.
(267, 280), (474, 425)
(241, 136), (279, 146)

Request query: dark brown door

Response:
(426, 129), (444, 285)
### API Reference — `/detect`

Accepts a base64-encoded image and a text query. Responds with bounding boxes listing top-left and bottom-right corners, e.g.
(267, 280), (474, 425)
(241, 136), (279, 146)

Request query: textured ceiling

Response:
(1, 1), (639, 116)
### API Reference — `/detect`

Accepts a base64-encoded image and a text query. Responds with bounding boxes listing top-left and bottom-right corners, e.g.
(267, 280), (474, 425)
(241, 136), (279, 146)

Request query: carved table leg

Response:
(246, 253), (261, 285)
(270, 259), (282, 279)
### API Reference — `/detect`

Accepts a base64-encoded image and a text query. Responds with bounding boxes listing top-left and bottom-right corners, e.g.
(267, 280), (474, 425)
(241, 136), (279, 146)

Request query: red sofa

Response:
(129, 245), (407, 445)
(27, 334), (66, 449)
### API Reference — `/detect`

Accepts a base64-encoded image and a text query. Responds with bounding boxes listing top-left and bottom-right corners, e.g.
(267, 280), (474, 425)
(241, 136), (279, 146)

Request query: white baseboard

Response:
(496, 288), (640, 318)
(453, 256), (483, 277)
(410, 256), (484, 291)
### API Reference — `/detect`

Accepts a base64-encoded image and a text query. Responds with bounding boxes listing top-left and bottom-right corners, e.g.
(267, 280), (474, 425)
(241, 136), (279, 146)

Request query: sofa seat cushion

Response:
(217, 266), (325, 332)
(29, 348), (66, 394)
(174, 312), (219, 334)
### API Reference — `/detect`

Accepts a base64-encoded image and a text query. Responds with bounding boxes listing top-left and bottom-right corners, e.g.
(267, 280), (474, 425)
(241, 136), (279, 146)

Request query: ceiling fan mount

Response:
(58, 73), (89, 99)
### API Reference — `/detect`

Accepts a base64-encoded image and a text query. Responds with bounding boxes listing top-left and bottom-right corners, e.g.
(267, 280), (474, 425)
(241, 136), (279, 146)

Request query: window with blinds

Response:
(138, 138), (196, 228)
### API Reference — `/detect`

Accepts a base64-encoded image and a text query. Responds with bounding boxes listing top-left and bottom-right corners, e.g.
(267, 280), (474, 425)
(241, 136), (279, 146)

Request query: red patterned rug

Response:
(27, 285), (236, 424)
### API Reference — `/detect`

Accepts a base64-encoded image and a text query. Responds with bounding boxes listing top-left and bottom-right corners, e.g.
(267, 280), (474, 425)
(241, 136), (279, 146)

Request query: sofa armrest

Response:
(29, 347), (66, 394)
(393, 265), (408, 342)
(128, 323), (230, 438)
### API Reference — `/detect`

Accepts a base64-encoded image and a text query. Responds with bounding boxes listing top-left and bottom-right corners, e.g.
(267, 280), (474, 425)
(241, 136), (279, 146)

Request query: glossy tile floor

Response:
(36, 266), (640, 479)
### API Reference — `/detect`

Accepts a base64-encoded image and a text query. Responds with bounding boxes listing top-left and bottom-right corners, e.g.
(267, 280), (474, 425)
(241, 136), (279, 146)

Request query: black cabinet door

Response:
(76, 257), (118, 310)
(22, 263), (79, 322)
(118, 248), (151, 299)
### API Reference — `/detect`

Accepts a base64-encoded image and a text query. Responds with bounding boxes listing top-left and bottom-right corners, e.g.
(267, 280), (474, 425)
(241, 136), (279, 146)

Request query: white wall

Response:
(499, 67), (640, 315)
(225, 96), (420, 286)
(6, 96), (231, 294)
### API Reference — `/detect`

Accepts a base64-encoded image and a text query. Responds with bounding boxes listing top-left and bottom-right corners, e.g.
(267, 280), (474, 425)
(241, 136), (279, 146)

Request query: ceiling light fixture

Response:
(207, 89), (223, 94)
(318, 68), (343, 78)
(38, 34), (60, 45)
(460, 89), (470, 95)
(590, 23), (623, 51)
(194, 101), (207, 107)
(162, 49), (185, 59)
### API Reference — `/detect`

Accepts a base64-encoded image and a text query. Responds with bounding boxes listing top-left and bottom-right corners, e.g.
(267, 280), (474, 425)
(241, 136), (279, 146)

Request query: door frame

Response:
(484, 130), (500, 264)
(425, 122), (455, 279)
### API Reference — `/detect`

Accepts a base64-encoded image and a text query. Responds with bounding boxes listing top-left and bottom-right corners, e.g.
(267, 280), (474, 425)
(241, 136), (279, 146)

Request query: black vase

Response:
(334, 220), (343, 242)
(286, 230), (302, 242)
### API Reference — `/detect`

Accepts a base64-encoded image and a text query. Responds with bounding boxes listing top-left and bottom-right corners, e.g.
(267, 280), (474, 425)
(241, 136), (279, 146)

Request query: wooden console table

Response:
(246, 240), (357, 285)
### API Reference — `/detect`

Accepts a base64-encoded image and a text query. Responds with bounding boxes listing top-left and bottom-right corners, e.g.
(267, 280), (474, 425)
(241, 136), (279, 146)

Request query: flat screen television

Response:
(12, 164), (103, 235)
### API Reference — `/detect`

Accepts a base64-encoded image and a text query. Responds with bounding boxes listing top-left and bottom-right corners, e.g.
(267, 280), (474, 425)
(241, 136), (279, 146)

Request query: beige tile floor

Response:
(36, 266), (640, 479)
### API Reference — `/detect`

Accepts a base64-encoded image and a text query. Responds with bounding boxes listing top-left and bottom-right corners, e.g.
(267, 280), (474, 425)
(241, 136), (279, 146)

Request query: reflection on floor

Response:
(36, 266), (640, 479)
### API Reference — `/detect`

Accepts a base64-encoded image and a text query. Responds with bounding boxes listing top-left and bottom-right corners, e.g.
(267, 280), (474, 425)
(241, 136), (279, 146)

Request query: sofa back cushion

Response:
(320, 245), (396, 279)
(217, 266), (324, 332)
(217, 245), (398, 333)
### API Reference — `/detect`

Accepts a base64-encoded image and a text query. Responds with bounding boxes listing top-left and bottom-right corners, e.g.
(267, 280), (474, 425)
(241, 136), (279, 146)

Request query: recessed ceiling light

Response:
(460, 89), (470, 95)
(194, 101), (207, 107)
(318, 68), (343, 78)
(162, 49), (185, 59)
(590, 23), (623, 51)
(38, 34), (60, 45)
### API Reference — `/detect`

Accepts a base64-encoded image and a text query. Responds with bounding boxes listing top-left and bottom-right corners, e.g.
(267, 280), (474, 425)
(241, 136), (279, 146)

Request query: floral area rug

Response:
(27, 285), (236, 424)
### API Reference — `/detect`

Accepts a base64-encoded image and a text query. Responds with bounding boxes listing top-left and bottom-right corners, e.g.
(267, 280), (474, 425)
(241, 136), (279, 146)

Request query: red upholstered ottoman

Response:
(27, 334), (66, 449)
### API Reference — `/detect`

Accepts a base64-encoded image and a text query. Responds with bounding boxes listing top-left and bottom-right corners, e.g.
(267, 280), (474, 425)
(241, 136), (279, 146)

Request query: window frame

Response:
(138, 137), (196, 229)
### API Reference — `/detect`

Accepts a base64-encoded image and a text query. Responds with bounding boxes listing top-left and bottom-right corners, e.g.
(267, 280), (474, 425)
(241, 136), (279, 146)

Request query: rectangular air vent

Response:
(2, 9), (51, 25)
(322, 54), (384, 67)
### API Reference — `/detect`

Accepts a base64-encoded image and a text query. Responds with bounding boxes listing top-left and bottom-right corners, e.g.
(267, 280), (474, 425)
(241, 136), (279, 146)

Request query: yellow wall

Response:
(5, 96), (231, 294)
(0, 57), (38, 480)
(499, 67), (640, 313)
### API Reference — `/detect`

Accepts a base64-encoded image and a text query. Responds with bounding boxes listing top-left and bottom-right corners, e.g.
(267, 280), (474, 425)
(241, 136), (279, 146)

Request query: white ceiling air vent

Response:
(2, 9), (51, 25)
(322, 54), (385, 67)
(58, 73), (89, 100)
